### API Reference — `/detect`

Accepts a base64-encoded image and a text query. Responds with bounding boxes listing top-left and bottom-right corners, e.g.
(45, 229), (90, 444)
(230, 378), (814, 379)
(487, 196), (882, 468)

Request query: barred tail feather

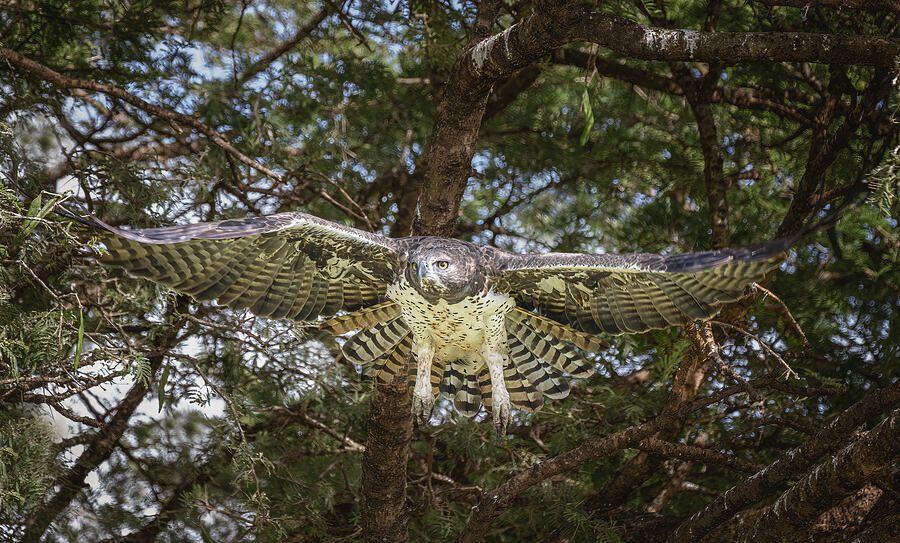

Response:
(507, 335), (570, 400)
(342, 317), (409, 364)
(320, 301), (401, 335)
(503, 364), (543, 412)
(455, 369), (483, 418)
(477, 366), (492, 413)
(438, 362), (484, 418)
(508, 307), (607, 353)
(505, 314), (596, 379)
(371, 333), (412, 383)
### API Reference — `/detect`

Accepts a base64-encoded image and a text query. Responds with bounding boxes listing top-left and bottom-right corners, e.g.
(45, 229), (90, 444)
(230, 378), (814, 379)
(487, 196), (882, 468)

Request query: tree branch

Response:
(740, 410), (899, 542)
(668, 382), (900, 543)
(361, 379), (414, 542)
(636, 437), (764, 473)
(679, 65), (730, 249)
(758, 0), (900, 14)
(233, 6), (331, 87)
(776, 69), (894, 237)
(457, 415), (672, 543)
(0, 48), (284, 181)
(567, 11), (899, 66)
(586, 322), (719, 512)
(20, 298), (188, 543)
(553, 49), (814, 125)
(412, 1), (897, 235)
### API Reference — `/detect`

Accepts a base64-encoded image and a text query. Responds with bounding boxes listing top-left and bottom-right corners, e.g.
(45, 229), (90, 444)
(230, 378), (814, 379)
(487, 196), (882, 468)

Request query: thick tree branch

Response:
(636, 437), (763, 473)
(740, 410), (899, 542)
(758, 0), (900, 14)
(568, 11), (899, 66)
(456, 6), (898, 87)
(361, 379), (414, 542)
(668, 382), (900, 543)
(679, 65), (730, 249)
(411, 5), (586, 236)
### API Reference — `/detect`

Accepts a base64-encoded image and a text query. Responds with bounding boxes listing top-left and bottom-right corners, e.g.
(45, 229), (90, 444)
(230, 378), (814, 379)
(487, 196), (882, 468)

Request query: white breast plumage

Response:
(386, 278), (514, 363)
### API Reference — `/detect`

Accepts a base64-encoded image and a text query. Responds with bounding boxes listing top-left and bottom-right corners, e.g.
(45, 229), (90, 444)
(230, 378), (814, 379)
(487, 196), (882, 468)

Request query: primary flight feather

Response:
(91, 212), (788, 435)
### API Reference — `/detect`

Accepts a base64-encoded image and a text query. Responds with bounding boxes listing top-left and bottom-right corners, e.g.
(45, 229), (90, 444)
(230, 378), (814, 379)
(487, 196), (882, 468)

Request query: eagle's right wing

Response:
(93, 212), (404, 321)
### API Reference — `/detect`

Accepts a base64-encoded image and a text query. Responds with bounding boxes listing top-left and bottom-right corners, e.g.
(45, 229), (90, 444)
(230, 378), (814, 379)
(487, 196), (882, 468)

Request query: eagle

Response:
(90, 212), (787, 436)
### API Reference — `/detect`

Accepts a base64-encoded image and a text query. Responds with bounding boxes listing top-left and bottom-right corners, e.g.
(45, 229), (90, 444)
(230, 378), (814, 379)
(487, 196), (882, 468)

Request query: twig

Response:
(712, 320), (799, 379)
(0, 48), (284, 181)
(755, 283), (810, 347)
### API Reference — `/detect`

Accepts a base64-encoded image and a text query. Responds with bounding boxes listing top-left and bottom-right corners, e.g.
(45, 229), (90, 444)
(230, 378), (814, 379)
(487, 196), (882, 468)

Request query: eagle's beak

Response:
(417, 262), (428, 281)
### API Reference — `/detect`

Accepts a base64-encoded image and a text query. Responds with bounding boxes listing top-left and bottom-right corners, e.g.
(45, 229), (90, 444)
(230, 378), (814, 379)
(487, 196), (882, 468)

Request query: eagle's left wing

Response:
(488, 240), (790, 335)
(91, 212), (403, 321)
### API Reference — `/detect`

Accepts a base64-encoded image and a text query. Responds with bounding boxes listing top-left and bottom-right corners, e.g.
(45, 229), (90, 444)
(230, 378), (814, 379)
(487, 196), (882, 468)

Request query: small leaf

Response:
(73, 309), (84, 370)
(14, 192), (66, 247)
(26, 193), (42, 216)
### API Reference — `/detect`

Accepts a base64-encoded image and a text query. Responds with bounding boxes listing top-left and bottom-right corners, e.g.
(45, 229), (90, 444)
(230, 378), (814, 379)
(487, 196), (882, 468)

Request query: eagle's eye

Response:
(435, 260), (450, 270)
(410, 262), (418, 272)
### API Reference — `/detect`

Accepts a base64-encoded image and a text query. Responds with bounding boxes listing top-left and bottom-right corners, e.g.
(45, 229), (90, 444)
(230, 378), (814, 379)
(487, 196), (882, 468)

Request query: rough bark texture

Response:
(759, 0), (900, 13)
(568, 11), (899, 65)
(361, 378), (414, 543)
(668, 382), (900, 542)
(741, 410), (899, 542)
(411, 4), (581, 237)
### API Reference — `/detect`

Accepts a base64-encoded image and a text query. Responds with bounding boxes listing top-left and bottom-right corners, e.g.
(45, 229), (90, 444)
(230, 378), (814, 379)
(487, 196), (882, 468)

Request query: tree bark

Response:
(758, 0), (900, 14)
(360, 379), (414, 543)
(740, 410), (899, 542)
(668, 382), (900, 543)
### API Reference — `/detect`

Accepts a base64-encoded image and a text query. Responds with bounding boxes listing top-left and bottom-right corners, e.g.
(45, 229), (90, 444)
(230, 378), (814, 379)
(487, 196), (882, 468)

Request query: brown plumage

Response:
(90, 211), (790, 435)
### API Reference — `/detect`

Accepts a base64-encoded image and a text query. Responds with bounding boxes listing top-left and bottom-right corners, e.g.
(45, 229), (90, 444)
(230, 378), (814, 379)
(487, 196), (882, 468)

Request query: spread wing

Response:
(488, 240), (790, 335)
(92, 212), (403, 321)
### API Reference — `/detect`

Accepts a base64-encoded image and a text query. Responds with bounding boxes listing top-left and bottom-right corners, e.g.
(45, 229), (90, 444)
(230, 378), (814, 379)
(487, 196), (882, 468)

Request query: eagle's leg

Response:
(411, 337), (435, 427)
(483, 318), (512, 437)
(484, 351), (511, 437)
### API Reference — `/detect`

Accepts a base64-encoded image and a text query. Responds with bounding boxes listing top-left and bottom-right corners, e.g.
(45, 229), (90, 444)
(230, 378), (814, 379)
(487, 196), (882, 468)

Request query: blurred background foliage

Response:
(0, 0), (897, 541)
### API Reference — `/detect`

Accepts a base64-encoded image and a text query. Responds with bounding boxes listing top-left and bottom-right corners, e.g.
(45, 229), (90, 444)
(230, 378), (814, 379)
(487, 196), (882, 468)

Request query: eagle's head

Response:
(405, 238), (485, 304)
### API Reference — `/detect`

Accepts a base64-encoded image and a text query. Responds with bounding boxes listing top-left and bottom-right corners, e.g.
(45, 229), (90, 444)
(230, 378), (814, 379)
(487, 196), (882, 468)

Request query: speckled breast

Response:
(386, 279), (514, 361)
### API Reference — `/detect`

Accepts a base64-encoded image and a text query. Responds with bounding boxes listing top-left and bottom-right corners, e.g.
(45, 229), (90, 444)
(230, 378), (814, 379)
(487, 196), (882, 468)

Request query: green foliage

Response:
(867, 144), (900, 217)
(0, 0), (897, 541)
(0, 409), (56, 522)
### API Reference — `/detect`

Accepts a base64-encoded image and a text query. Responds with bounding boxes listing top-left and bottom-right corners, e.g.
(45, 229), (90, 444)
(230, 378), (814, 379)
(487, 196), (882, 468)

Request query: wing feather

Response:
(490, 239), (788, 335)
(93, 212), (402, 322)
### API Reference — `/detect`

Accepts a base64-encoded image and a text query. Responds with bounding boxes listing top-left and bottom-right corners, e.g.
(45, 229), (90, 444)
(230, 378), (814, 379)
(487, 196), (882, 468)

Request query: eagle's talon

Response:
(412, 393), (434, 427)
(493, 398), (512, 438)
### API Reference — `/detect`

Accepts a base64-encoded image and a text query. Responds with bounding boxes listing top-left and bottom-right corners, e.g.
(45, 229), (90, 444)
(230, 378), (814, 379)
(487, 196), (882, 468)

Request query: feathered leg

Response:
(411, 337), (435, 427)
(483, 316), (512, 437)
